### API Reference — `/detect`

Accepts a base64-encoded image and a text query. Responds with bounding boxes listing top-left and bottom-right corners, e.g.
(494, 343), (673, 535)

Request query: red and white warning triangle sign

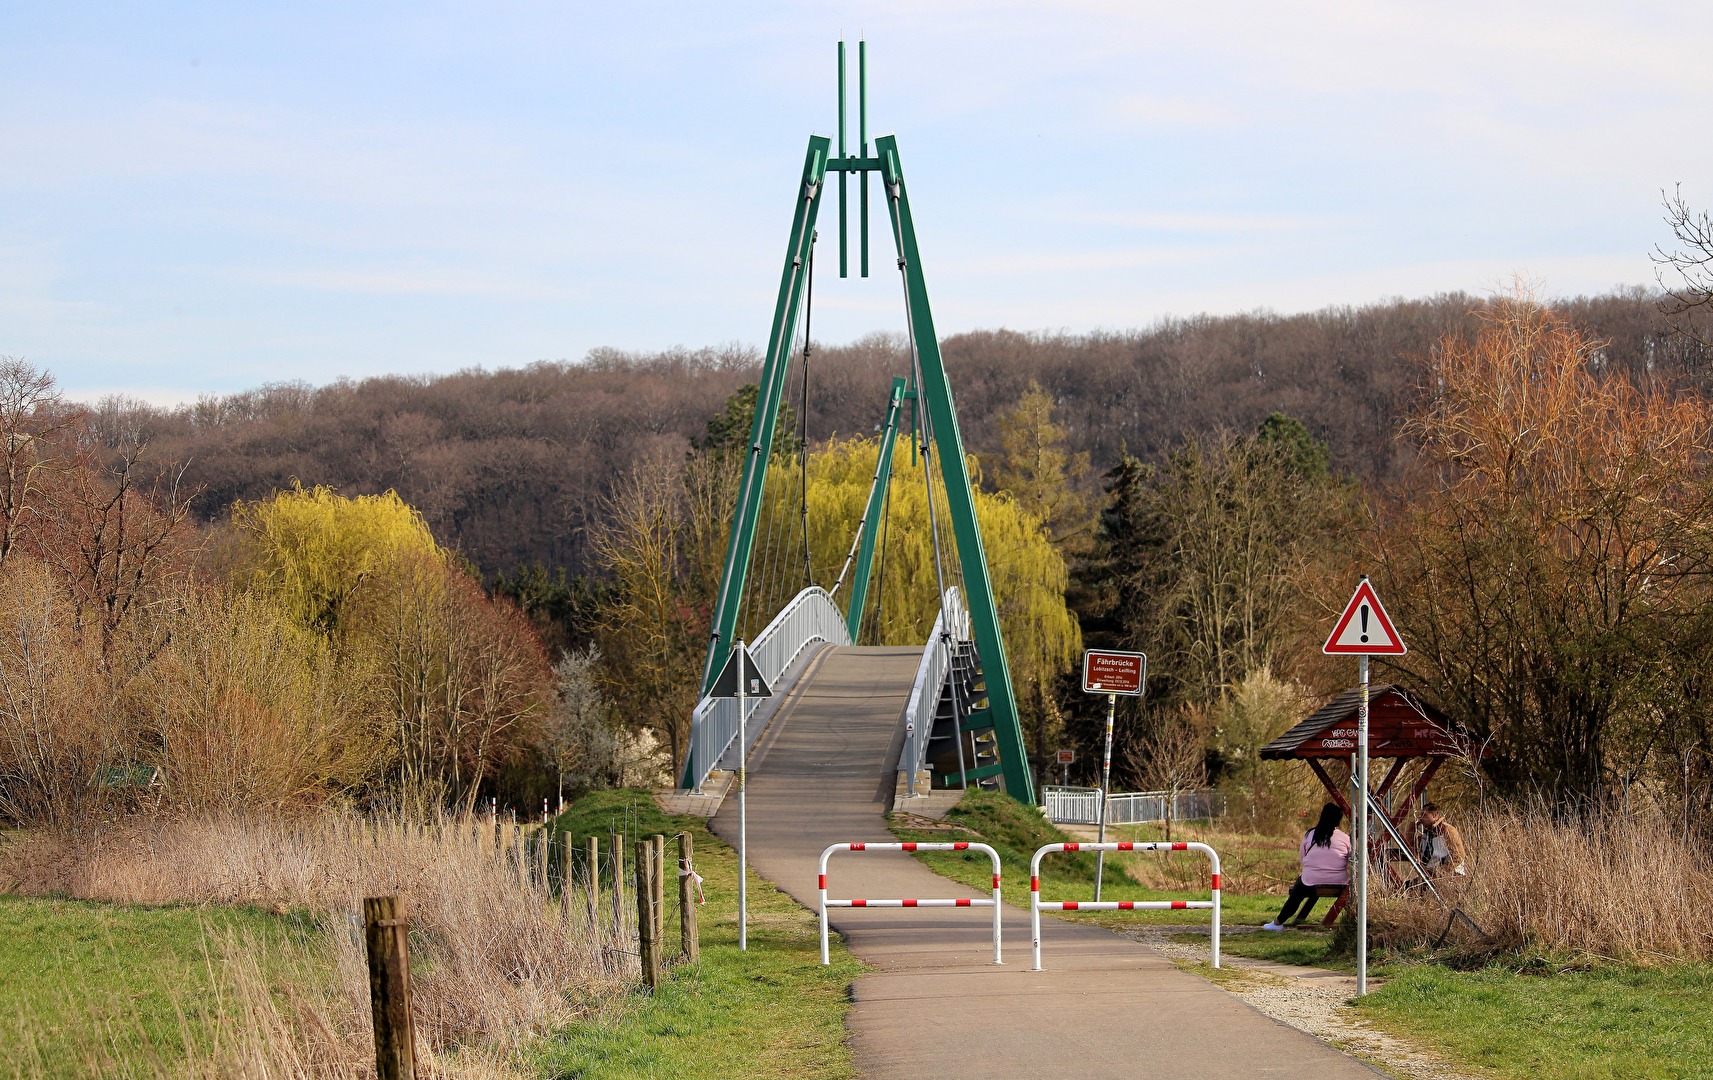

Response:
(1323, 577), (1406, 655)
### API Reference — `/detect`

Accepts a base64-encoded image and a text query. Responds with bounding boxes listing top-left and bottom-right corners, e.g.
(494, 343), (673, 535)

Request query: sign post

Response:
(709, 641), (772, 951)
(1081, 650), (1146, 901)
(1322, 576), (1405, 997)
(1056, 748), (1075, 786)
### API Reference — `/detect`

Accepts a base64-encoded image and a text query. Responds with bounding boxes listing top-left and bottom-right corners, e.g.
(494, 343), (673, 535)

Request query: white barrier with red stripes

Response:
(1030, 841), (1221, 970)
(818, 841), (1003, 965)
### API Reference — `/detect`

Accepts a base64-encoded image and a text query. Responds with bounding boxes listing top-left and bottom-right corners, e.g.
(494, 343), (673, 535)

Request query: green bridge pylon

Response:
(691, 41), (1035, 805)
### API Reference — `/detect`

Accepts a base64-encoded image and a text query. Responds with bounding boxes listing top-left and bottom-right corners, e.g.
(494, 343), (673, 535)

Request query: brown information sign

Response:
(1082, 649), (1147, 696)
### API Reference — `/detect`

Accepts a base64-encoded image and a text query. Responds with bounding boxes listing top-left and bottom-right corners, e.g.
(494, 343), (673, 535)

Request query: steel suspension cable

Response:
(754, 461), (787, 637)
(754, 296), (810, 633)
(701, 199), (815, 689)
(742, 439), (781, 641)
(799, 231), (817, 588)
(895, 251), (968, 789)
(870, 471), (892, 644)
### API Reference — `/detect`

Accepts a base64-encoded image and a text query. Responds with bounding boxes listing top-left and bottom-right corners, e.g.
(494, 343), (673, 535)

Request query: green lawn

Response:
(1197, 900), (1713, 1079)
(1358, 962), (1713, 1080)
(0, 895), (315, 1078)
(1206, 923), (1356, 967)
(530, 790), (862, 1079)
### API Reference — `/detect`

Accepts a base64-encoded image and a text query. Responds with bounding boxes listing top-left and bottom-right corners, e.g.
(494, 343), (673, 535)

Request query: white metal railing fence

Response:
(1030, 841), (1221, 969)
(1042, 786), (1102, 825)
(899, 587), (969, 790)
(1041, 786), (1226, 827)
(818, 841), (1003, 966)
(683, 587), (851, 791)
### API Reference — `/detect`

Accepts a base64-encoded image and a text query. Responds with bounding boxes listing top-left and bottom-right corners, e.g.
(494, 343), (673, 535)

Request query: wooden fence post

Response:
(650, 834), (666, 953)
(610, 832), (625, 942)
(363, 895), (415, 1080)
(560, 831), (576, 918)
(678, 832), (699, 963)
(585, 835), (600, 926)
(634, 839), (659, 988)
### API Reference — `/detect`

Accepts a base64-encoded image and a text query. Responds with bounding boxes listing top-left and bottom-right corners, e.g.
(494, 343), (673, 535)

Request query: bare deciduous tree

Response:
(539, 644), (622, 800)
(36, 435), (196, 655)
(1379, 294), (1713, 811)
(1655, 185), (1713, 339)
(590, 450), (700, 775)
(0, 358), (82, 569)
(1124, 717), (1207, 841)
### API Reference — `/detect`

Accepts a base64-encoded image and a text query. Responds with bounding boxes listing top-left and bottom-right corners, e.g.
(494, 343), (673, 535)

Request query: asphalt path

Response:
(711, 645), (1380, 1080)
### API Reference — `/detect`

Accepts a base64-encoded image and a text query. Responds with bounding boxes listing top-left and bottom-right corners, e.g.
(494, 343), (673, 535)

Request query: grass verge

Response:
(1192, 900), (1713, 1079)
(0, 895), (314, 1077)
(1356, 961), (1713, 1079)
(530, 790), (862, 1079)
(1195, 924), (1353, 968)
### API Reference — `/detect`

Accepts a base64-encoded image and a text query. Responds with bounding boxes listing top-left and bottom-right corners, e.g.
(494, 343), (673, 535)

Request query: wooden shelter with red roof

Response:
(1260, 684), (1487, 923)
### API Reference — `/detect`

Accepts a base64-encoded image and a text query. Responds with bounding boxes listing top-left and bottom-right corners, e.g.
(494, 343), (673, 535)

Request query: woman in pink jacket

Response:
(1263, 802), (1350, 931)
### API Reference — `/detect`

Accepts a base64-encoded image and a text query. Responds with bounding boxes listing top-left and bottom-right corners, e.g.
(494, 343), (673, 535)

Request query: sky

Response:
(2, 1), (1709, 404)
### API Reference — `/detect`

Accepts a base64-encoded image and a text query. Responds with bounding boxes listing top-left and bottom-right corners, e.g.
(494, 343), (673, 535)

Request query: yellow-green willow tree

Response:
(747, 435), (1081, 742)
(231, 483), (551, 812)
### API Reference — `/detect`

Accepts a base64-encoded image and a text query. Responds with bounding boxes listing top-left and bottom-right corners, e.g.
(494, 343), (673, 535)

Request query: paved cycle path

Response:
(710, 645), (1378, 1080)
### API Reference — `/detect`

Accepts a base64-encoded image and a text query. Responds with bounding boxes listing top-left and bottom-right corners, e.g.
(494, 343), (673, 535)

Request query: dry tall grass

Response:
(5, 813), (638, 1077)
(1373, 804), (1713, 964)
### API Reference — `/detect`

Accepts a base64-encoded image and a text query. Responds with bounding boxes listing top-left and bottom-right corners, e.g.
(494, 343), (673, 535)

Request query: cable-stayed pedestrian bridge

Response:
(676, 43), (1032, 804)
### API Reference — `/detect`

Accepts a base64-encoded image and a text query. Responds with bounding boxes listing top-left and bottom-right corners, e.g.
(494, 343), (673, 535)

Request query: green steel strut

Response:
(689, 137), (829, 786)
(876, 133), (1035, 803)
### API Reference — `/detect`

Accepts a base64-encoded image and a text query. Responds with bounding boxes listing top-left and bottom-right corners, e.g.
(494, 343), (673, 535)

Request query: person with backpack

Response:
(1263, 802), (1351, 931)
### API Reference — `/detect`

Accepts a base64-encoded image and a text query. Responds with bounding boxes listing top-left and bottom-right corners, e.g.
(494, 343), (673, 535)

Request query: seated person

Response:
(1263, 802), (1350, 931)
(1414, 802), (1468, 877)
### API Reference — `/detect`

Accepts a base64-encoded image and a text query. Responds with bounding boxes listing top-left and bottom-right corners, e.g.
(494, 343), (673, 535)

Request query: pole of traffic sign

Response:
(1094, 691), (1116, 901)
(737, 638), (748, 952)
(1323, 575), (1401, 1000)
(1356, 652), (1369, 995)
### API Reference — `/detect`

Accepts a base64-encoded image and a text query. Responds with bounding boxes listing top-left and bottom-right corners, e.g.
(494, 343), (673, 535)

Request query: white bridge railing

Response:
(1041, 786), (1226, 826)
(899, 587), (969, 791)
(683, 586), (851, 792)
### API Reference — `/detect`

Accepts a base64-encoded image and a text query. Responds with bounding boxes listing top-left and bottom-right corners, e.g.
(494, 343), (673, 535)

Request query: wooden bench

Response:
(1304, 883), (1348, 927)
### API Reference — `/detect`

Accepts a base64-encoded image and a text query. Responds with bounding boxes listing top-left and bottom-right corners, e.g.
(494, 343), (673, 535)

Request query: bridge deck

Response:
(711, 644), (1379, 1080)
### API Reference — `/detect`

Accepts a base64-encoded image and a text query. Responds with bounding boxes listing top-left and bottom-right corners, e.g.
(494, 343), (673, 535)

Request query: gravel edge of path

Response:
(1120, 926), (1479, 1080)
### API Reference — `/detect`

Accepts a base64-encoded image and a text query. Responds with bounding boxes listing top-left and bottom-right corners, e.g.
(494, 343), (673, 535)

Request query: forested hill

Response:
(94, 289), (1709, 578)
